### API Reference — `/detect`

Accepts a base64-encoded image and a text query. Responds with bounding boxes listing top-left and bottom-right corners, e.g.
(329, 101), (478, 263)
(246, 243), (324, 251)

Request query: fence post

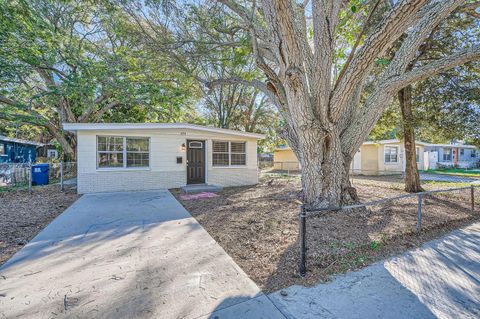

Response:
(416, 193), (422, 232)
(299, 205), (307, 277)
(11, 166), (16, 186)
(60, 162), (64, 192)
(28, 163), (32, 194)
(471, 185), (475, 213)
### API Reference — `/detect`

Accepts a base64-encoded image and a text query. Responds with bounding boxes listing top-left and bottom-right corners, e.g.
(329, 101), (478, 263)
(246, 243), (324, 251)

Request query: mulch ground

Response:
(0, 185), (80, 266)
(172, 176), (480, 293)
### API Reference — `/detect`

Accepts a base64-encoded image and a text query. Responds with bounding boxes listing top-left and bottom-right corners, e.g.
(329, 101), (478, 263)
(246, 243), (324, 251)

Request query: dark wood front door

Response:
(187, 140), (205, 184)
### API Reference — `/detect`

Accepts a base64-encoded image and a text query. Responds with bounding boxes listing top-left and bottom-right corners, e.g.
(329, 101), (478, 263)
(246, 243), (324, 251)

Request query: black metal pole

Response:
(299, 205), (307, 277)
(417, 193), (422, 233)
(471, 185), (475, 213)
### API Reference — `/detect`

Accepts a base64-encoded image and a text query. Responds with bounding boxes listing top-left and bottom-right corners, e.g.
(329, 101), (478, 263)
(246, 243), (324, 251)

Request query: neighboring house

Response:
(424, 143), (479, 169)
(273, 146), (300, 171)
(274, 139), (421, 175)
(37, 144), (59, 159)
(63, 123), (264, 194)
(0, 135), (43, 163)
(360, 139), (427, 174)
(273, 139), (480, 174)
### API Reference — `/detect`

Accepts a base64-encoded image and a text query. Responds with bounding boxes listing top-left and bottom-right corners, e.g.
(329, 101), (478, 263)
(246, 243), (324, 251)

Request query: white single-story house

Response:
(273, 139), (479, 175)
(63, 123), (264, 194)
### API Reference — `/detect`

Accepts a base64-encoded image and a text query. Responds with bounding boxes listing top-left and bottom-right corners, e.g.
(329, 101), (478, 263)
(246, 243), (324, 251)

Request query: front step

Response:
(181, 184), (223, 194)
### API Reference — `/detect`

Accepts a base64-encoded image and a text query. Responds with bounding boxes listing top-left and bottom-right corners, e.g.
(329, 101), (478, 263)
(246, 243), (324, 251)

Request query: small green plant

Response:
(370, 240), (380, 251)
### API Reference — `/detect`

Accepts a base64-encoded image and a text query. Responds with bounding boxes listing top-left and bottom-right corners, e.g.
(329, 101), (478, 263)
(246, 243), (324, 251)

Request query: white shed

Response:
(63, 123), (264, 194)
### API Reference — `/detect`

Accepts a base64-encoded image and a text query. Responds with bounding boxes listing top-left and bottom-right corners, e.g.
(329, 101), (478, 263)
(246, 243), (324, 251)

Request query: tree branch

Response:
(330, 0), (428, 122)
(333, 0), (383, 91)
(389, 46), (480, 89)
(0, 95), (18, 106)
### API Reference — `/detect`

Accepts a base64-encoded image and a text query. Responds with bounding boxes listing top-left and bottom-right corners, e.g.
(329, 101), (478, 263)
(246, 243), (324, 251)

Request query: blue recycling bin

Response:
(31, 163), (49, 186)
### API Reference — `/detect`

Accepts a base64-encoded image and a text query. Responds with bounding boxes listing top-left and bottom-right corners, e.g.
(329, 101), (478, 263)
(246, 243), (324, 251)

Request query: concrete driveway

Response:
(269, 222), (480, 318)
(0, 190), (284, 319)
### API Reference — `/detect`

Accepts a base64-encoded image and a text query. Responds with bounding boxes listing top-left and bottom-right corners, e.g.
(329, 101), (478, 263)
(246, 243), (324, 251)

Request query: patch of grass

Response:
(423, 168), (480, 178)
(422, 180), (474, 189)
(370, 240), (381, 251)
(0, 183), (29, 192)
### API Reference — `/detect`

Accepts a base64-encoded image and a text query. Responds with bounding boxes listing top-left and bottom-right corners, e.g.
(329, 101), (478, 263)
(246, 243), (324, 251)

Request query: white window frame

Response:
(47, 149), (58, 158)
(384, 145), (399, 164)
(416, 147), (420, 163)
(212, 140), (247, 167)
(443, 148), (452, 162)
(96, 135), (151, 170)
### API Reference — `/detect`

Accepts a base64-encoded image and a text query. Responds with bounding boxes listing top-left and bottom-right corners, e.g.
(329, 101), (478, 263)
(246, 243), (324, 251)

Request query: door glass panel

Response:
(189, 141), (203, 149)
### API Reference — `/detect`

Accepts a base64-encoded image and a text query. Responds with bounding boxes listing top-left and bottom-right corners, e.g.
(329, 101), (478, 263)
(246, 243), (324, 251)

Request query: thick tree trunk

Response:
(398, 85), (423, 193)
(293, 130), (359, 209)
(44, 123), (76, 161)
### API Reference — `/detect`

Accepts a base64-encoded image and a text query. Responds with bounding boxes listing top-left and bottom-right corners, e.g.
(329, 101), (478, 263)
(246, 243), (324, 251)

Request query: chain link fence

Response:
(0, 162), (77, 192)
(0, 163), (31, 188)
(298, 185), (479, 276)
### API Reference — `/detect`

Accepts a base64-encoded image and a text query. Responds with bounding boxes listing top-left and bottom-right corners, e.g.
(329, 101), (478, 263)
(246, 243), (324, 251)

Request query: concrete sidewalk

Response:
(420, 172), (480, 184)
(269, 222), (480, 318)
(0, 190), (285, 319)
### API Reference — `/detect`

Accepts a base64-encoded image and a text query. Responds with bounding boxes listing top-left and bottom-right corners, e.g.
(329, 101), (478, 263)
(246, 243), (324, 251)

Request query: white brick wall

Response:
(76, 128), (259, 193)
(207, 168), (258, 187)
(78, 170), (186, 193)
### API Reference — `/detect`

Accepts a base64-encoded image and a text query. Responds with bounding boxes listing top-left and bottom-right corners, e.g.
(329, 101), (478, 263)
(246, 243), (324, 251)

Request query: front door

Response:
(187, 140), (205, 184)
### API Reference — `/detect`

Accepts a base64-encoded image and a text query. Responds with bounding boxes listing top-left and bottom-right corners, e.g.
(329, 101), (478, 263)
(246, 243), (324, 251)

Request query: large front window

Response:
(416, 147), (420, 162)
(0, 143), (5, 156)
(212, 141), (246, 166)
(443, 148), (452, 161)
(384, 146), (398, 163)
(97, 136), (149, 169)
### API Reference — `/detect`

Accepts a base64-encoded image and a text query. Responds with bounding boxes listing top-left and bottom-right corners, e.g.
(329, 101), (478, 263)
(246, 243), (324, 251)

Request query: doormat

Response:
(180, 192), (219, 200)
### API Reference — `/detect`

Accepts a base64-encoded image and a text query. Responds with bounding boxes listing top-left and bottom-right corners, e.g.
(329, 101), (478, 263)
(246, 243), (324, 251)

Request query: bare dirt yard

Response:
(0, 185), (79, 266)
(172, 175), (480, 293)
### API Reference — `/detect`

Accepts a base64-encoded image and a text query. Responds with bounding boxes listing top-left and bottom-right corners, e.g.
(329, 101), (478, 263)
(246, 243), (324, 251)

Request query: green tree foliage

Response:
(0, 0), (197, 158)
(118, 1), (280, 143)
(369, 7), (480, 146)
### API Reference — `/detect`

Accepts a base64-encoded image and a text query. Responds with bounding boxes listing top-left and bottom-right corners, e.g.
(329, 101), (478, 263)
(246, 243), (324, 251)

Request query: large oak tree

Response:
(206, 0), (480, 208)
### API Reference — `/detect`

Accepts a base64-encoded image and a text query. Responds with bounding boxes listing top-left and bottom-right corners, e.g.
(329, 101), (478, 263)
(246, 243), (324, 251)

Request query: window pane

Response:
(127, 138), (149, 152)
(98, 152), (123, 167)
(98, 136), (123, 152)
(231, 153), (246, 165)
(0, 144), (4, 155)
(213, 141), (228, 153)
(231, 142), (246, 153)
(385, 146), (397, 163)
(127, 152), (149, 167)
(213, 153), (229, 166)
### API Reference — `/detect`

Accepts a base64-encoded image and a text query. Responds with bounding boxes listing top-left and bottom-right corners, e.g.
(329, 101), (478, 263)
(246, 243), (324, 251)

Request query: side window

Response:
(384, 146), (398, 163)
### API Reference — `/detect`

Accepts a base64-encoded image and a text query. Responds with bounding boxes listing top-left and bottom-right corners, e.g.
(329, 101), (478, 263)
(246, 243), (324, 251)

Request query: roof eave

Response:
(62, 123), (265, 139)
